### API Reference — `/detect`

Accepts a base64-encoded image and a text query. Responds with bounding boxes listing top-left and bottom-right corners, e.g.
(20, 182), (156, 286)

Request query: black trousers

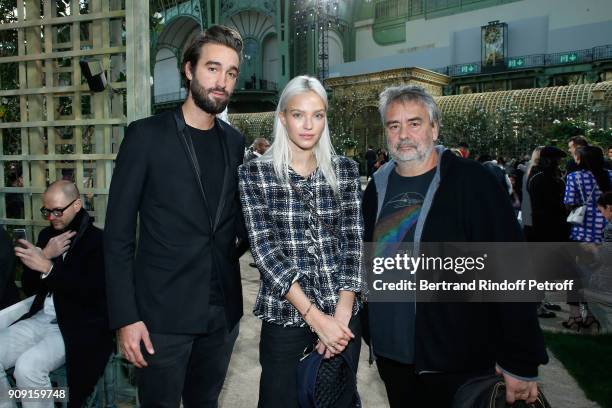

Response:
(376, 355), (493, 408)
(136, 305), (239, 408)
(258, 315), (361, 408)
(65, 330), (114, 408)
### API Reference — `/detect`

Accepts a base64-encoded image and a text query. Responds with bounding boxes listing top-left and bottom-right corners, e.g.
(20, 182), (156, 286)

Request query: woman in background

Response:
(520, 146), (543, 241)
(563, 145), (612, 331)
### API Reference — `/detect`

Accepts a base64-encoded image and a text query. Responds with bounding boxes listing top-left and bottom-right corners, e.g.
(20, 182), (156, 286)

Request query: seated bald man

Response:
(0, 180), (113, 408)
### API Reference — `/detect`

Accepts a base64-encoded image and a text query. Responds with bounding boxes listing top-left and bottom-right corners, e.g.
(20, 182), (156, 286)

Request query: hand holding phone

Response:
(13, 228), (27, 248)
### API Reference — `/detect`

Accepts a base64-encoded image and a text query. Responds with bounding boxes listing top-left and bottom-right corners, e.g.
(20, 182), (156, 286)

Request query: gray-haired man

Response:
(362, 85), (548, 407)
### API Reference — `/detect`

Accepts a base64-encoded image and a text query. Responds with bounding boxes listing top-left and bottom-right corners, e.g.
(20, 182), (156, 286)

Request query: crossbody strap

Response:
(575, 174), (586, 203)
(577, 173), (596, 205)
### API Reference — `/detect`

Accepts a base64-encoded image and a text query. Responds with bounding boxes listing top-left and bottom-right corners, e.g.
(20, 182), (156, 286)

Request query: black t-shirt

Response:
(188, 124), (225, 214)
(187, 124), (225, 306)
(369, 167), (435, 364)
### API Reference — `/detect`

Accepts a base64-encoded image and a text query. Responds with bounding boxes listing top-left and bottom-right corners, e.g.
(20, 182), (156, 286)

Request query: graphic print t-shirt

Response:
(374, 168), (435, 244)
(369, 167), (435, 364)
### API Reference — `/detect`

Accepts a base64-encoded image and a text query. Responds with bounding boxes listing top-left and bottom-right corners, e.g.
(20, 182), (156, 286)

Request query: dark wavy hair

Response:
(180, 25), (243, 89)
(576, 146), (611, 193)
(538, 155), (562, 177)
(569, 135), (589, 148)
(597, 191), (612, 207)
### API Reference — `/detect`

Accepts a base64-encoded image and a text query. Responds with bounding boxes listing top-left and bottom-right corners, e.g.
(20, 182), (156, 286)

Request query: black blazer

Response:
(0, 227), (19, 310)
(0, 226), (19, 310)
(104, 108), (246, 334)
(20, 210), (113, 407)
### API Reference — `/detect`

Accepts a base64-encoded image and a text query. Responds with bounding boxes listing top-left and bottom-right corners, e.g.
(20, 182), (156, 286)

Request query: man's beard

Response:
(190, 75), (230, 115)
(389, 140), (434, 163)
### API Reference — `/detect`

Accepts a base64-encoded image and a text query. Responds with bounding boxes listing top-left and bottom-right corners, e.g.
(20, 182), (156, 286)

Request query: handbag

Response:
(452, 374), (551, 408)
(296, 344), (361, 408)
(566, 177), (594, 226)
(566, 205), (586, 225)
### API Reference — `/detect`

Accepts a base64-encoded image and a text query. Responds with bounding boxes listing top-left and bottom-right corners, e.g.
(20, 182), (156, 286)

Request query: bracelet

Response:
(302, 303), (314, 320)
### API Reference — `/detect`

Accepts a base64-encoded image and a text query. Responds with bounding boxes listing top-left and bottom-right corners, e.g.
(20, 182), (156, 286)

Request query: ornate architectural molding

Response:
(158, 0), (203, 26)
(221, 0), (276, 18)
(325, 67), (449, 92)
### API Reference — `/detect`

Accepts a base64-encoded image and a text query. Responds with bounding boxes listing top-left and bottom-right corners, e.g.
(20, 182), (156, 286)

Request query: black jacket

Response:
(104, 108), (246, 334)
(0, 226), (19, 310)
(528, 168), (569, 242)
(363, 149), (548, 378)
(20, 209), (113, 407)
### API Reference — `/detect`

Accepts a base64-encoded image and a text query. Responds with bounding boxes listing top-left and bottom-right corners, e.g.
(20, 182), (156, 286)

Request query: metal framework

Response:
(292, 0), (339, 80)
(0, 0), (148, 239)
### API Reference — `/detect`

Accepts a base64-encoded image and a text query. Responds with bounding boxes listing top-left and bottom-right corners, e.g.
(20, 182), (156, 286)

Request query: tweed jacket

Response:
(238, 156), (363, 327)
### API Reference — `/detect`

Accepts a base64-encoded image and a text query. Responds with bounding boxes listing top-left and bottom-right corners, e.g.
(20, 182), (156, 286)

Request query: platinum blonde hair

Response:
(527, 146), (544, 177)
(260, 75), (338, 193)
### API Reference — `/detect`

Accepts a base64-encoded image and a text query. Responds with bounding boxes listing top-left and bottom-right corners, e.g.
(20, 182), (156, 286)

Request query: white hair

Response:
(259, 75), (338, 194)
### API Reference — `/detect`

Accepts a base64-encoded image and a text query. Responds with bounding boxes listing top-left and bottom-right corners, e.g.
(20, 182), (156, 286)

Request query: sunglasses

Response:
(40, 199), (77, 218)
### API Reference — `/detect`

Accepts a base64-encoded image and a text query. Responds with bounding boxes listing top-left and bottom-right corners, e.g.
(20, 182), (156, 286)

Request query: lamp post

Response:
(292, 0), (339, 80)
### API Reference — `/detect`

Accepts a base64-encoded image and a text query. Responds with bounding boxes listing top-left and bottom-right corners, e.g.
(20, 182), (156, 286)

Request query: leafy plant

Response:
(439, 103), (605, 159)
(341, 137), (358, 149)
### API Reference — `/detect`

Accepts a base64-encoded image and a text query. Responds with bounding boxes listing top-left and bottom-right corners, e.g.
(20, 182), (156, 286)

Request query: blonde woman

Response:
(238, 75), (363, 407)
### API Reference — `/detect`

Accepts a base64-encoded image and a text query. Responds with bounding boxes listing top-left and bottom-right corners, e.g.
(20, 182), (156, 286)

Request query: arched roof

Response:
(436, 81), (612, 115)
(224, 10), (275, 44)
(155, 15), (201, 54)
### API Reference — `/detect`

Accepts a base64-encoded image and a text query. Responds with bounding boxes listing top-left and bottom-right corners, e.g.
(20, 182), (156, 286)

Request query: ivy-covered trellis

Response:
(438, 82), (612, 158)
(327, 87), (380, 154)
(439, 104), (610, 159)
(1, 0), (150, 238)
(229, 111), (274, 147)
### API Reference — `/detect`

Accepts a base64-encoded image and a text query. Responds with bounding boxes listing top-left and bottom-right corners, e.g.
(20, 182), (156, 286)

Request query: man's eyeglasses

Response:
(40, 199), (77, 218)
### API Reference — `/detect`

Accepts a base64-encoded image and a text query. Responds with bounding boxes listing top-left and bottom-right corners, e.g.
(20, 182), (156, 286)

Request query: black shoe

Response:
(249, 262), (257, 268)
(537, 306), (556, 318)
(543, 302), (561, 311)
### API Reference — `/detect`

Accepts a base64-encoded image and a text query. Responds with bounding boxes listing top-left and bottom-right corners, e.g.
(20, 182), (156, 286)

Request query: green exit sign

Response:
(559, 53), (578, 64)
(507, 57), (525, 68)
(459, 64), (477, 74)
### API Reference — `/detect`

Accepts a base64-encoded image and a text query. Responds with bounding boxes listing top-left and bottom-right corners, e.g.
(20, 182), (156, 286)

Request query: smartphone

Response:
(13, 228), (27, 248)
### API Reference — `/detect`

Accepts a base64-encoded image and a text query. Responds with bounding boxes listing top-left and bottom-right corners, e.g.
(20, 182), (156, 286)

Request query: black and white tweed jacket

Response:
(238, 156), (363, 327)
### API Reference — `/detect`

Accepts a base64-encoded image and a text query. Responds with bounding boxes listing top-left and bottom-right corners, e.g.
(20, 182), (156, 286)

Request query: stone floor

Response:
(214, 253), (602, 408)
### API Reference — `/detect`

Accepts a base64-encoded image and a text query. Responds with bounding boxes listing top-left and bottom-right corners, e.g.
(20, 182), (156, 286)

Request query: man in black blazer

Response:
(104, 25), (247, 407)
(5, 180), (113, 408)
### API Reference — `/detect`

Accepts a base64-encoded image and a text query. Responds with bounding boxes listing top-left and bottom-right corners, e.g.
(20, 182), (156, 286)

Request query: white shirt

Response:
(39, 251), (67, 319)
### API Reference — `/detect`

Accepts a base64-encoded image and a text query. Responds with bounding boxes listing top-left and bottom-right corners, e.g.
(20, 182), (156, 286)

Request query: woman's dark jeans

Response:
(257, 314), (361, 408)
